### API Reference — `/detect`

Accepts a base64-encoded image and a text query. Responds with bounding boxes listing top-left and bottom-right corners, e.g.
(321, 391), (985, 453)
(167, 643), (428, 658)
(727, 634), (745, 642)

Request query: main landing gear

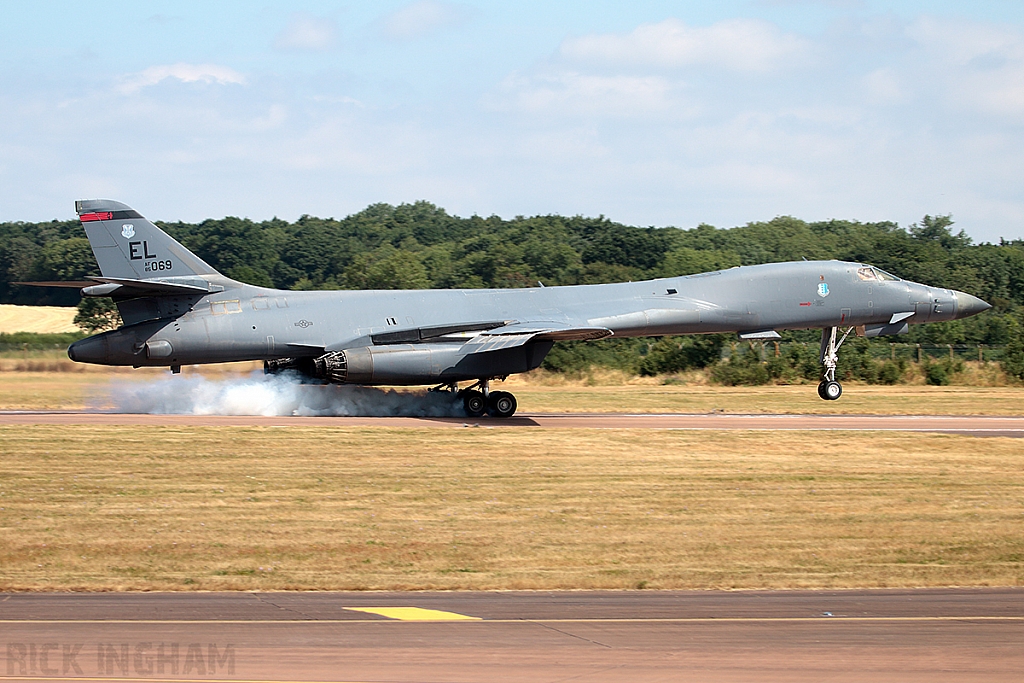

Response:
(434, 379), (518, 418)
(818, 326), (853, 401)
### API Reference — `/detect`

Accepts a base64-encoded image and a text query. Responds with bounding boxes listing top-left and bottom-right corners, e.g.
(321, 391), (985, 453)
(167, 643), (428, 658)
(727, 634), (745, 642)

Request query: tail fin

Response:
(76, 199), (219, 280)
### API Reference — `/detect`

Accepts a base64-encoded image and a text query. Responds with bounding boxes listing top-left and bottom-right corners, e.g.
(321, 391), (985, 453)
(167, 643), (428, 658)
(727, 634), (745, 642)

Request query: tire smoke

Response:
(102, 372), (465, 417)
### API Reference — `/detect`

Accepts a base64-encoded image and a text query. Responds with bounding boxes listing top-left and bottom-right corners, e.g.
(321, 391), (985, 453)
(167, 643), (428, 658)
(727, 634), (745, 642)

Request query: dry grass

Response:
(0, 426), (1022, 591)
(0, 304), (79, 334)
(497, 380), (1024, 416)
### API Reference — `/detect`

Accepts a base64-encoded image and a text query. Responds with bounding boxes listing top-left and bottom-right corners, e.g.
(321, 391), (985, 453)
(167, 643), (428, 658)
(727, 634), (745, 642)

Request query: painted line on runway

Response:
(343, 606), (481, 620)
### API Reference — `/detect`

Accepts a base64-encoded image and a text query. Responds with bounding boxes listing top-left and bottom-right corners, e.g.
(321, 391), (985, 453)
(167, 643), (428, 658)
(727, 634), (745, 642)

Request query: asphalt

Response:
(1, 589), (1022, 681)
(2, 411), (1024, 436)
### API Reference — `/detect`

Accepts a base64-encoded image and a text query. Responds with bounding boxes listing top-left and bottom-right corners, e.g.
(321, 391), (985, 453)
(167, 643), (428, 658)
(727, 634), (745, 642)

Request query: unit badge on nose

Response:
(121, 224), (136, 239)
(817, 282), (830, 297)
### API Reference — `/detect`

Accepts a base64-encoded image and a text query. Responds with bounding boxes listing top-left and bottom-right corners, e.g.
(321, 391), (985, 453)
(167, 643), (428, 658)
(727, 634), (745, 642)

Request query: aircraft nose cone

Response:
(954, 291), (992, 319)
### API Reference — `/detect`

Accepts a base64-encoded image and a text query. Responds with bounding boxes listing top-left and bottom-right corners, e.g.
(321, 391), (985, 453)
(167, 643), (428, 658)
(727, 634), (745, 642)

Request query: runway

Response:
(2, 410), (1024, 436)
(1, 589), (1022, 681)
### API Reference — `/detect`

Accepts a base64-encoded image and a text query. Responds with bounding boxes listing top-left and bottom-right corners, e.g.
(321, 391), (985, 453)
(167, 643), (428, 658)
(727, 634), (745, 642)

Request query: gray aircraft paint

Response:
(68, 200), (991, 390)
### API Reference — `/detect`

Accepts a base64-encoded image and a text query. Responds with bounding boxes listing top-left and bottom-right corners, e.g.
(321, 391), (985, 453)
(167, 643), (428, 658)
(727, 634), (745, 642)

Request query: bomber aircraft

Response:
(62, 200), (991, 417)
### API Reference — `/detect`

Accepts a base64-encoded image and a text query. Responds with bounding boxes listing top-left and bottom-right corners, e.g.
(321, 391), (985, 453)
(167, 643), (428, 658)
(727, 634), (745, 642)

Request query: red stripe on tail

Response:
(79, 212), (112, 222)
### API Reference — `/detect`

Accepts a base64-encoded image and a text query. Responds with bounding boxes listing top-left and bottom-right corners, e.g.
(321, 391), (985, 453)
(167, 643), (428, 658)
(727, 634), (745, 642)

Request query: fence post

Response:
(891, 343), (895, 361)
(979, 344), (984, 363)
(917, 344), (922, 363)
(949, 344), (953, 361)
(774, 341), (780, 357)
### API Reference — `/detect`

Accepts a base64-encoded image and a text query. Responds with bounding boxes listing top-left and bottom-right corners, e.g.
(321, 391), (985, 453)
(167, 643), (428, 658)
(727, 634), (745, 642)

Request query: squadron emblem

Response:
(121, 224), (135, 239)
(817, 282), (830, 297)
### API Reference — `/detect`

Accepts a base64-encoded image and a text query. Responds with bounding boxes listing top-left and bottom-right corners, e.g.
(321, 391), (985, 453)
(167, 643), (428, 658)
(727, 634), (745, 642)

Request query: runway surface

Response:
(2, 410), (1024, 436)
(1, 589), (1022, 681)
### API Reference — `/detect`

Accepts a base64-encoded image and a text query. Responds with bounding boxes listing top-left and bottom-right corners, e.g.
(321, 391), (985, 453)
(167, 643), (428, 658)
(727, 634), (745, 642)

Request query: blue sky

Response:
(3, 1), (1024, 243)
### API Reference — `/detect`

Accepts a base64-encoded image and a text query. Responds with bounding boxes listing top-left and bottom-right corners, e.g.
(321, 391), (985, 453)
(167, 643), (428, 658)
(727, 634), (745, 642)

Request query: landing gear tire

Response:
(463, 390), (486, 417)
(817, 381), (828, 400)
(821, 380), (842, 401)
(487, 391), (517, 418)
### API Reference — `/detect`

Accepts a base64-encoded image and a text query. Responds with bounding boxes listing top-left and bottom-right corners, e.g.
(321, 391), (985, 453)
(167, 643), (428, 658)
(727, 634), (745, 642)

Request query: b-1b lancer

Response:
(64, 200), (991, 416)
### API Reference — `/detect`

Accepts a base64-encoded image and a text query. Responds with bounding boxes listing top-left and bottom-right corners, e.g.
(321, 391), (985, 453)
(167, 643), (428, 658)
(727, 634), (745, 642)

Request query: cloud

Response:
(379, 1), (472, 41)
(488, 17), (808, 117)
(906, 16), (1024, 118)
(907, 15), (1024, 66)
(862, 67), (904, 103)
(118, 63), (246, 93)
(560, 18), (810, 72)
(488, 72), (680, 118)
(274, 13), (337, 52)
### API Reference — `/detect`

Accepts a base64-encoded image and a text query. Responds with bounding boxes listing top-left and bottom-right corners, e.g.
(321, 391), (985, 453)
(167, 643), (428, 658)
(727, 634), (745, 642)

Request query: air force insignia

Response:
(121, 224), (136, 239)
(817, 282), (830, 297)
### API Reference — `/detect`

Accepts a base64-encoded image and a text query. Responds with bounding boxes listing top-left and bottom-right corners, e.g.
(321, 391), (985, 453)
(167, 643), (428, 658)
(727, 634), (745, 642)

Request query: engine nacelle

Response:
(267, 341), (553, 385)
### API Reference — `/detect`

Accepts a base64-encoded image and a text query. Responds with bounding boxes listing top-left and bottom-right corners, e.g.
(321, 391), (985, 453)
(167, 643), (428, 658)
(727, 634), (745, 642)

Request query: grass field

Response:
(0, 304), (79, 334)
(0, 425), (1021, 591)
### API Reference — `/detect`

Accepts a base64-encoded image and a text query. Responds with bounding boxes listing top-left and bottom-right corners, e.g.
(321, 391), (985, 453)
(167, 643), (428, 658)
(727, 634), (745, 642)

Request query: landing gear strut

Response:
(818, 326), (853, 401)
(442, 378), (518, 418)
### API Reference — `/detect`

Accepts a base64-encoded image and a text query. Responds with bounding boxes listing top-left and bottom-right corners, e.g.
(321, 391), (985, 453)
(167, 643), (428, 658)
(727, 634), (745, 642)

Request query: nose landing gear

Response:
(818, 326), (853, 401)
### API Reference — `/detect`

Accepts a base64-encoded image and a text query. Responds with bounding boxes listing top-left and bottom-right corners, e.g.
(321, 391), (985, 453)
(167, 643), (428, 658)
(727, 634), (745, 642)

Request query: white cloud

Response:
(907, 16), (1024, 66)
(489, 72), (679, 118)
(906, 16), (1024, 119)
(862, 67), (904, 103)
(560, 18), (810, 72)
(274, 13), (337, 52)
(118, 63), (246, 94)
(379, 1), (472, 41)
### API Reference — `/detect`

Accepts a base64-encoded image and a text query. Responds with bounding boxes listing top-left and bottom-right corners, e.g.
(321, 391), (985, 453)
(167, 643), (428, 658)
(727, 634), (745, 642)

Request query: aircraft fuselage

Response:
(68, 259), (982, 382)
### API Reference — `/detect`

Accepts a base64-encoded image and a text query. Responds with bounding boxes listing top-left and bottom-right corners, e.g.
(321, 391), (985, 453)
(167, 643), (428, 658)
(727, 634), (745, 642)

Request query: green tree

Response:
(1002, 318), (1024, 380)
(343, 246), (430, 290)
(638, 335), (726, 375)
(74, 298), (121, 332)
(38, 238), (97, 280)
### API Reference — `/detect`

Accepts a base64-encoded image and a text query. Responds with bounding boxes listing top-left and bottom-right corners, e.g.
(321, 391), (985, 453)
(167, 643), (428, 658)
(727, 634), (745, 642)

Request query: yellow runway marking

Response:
(343, 606), (481, 621)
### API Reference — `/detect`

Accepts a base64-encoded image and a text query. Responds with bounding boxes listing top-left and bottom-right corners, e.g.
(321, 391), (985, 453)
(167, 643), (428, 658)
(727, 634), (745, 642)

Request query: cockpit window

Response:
(873, 268), (900, 281)
(856, 267), (877, 281)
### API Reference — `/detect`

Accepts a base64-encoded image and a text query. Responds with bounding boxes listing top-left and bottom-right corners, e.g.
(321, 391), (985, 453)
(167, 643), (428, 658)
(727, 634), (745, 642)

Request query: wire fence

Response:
(724, 341), (1008, 363)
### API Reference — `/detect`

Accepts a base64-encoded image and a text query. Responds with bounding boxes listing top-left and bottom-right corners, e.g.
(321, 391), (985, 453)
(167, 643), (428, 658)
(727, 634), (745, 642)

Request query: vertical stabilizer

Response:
(76, 199), (219, 279)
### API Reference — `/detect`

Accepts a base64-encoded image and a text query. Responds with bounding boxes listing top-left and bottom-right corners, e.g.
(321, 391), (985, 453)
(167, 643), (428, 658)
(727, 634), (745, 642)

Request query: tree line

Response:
(2, 203), (1023, 378)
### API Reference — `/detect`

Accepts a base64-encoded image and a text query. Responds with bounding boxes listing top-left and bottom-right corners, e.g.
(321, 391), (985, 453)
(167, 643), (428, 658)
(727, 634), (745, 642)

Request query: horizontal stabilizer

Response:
(81, 276), (219, 298)
(12, 280), (95, 288)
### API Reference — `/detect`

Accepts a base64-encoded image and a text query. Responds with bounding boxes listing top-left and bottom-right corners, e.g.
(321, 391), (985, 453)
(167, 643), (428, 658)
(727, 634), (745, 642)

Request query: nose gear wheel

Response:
(817, 326), (853, 401)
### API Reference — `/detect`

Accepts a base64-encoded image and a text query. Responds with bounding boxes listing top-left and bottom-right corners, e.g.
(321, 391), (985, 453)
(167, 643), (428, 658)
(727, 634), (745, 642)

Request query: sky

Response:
(3, 1), (1024, 243)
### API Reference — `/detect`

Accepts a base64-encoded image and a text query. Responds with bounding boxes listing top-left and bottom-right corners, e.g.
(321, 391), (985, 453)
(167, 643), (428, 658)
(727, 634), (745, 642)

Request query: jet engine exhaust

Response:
(101, 372), (465, 417)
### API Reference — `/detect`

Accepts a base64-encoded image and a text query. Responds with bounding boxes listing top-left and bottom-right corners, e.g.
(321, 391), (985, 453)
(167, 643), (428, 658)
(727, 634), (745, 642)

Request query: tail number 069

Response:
(145, 260), (174, 272)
